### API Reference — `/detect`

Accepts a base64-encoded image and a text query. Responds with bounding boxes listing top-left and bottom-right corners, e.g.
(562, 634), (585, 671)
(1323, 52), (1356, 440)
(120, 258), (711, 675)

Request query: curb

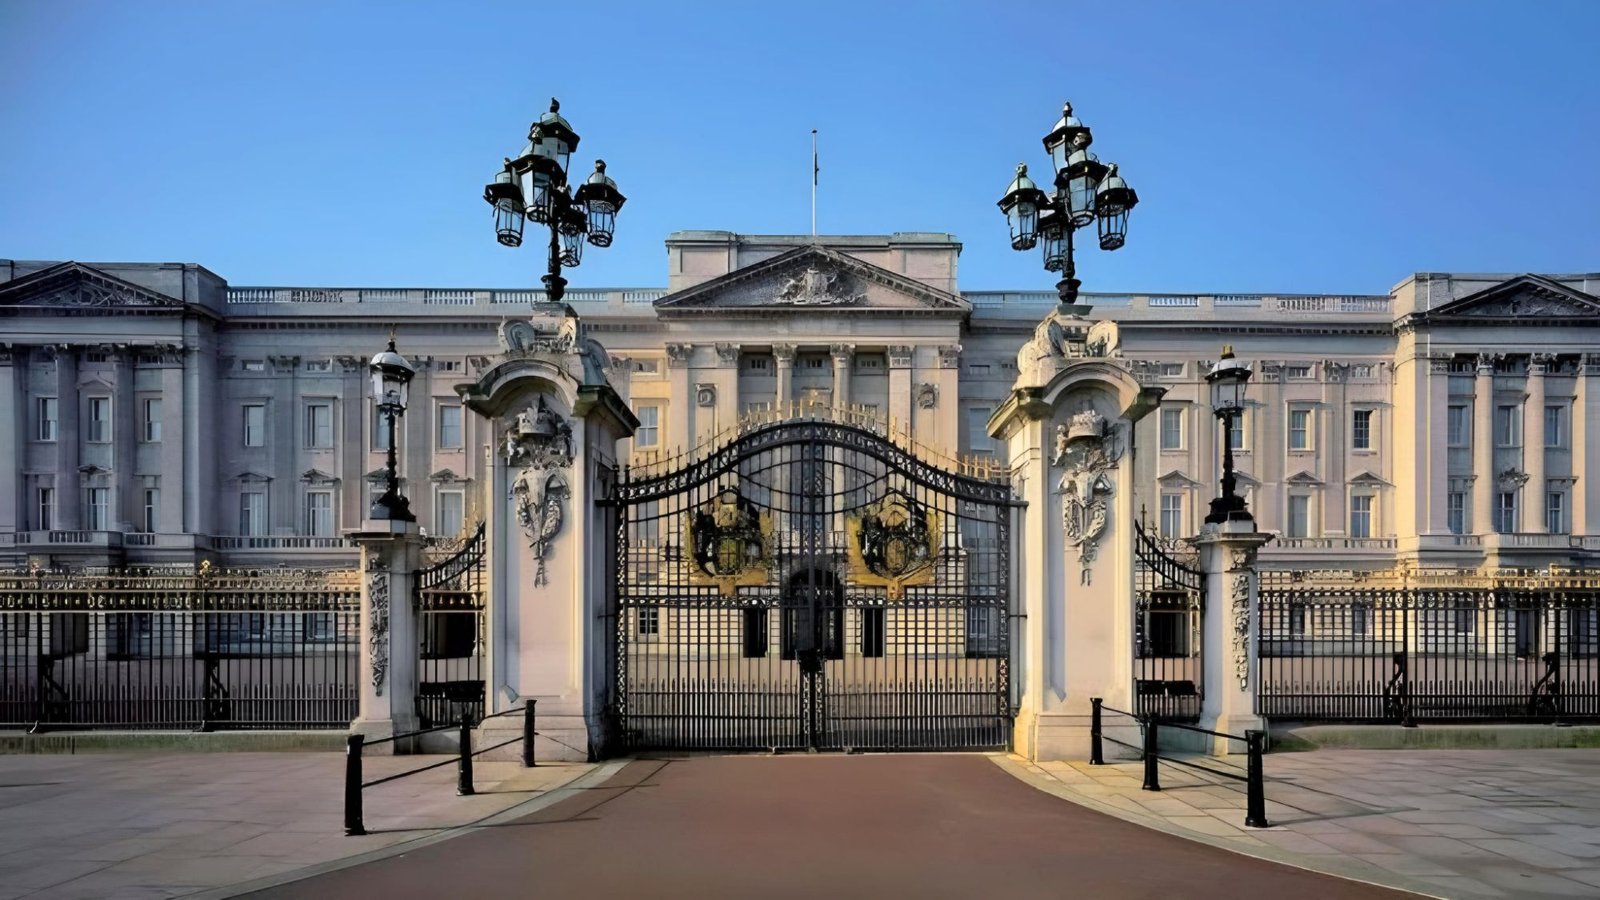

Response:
(183, 760), (629, 899)
(989, 755), (1444, 900)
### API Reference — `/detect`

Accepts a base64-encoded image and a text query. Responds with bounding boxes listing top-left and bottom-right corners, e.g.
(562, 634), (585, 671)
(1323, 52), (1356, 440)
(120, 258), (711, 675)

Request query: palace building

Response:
(4, 231), (1596, 573)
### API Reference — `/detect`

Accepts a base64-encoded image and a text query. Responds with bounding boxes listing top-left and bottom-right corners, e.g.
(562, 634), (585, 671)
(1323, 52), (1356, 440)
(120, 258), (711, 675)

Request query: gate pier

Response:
(1193, 522), (1272, 753)
(349, 520), (425, 748)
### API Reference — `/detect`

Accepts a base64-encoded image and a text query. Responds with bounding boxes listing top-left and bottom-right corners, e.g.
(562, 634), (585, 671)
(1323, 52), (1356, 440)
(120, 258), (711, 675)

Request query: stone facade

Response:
(2, 236), (1597, 572)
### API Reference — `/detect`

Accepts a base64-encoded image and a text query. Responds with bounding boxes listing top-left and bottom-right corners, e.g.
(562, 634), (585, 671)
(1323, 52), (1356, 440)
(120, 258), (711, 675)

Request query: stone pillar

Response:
(887, 345), (913, 438)
(934, 344), (962, 453)
(113, 349), (136, 531)
(55, 348), (80, 530)
(1424, 357), (1451, 534)
(269, 356), (299, 534)
(1524, 355), (1549, 532)
(0, 347), (18, 533)
(1472, 355), (1495, 534)
(350, 520), (425, 748)
(1577, 355), (1600, 535)
(158, 355), (186, 534)
(665, 343), (692, 452)
(830, 344), (852, 411)
(773, 343), (796, 413)
(714, 343), (740, 438)
(1194, 522), (1272, 753)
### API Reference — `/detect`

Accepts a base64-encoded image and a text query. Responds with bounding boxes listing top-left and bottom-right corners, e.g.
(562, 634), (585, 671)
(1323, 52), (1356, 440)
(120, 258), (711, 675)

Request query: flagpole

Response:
(811, 128), (818, 237)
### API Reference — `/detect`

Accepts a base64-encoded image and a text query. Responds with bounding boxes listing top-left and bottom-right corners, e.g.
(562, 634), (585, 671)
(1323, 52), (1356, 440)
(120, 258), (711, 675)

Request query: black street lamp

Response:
(1205, 346), (1254, 525)
(998, 102), (1139, 312)
(369, 336), (417, 522)
(484, 99), (626, 302)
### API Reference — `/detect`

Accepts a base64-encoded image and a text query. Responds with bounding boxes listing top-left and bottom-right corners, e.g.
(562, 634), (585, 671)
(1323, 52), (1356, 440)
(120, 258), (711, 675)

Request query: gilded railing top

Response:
(1261, 565), (1600, 592)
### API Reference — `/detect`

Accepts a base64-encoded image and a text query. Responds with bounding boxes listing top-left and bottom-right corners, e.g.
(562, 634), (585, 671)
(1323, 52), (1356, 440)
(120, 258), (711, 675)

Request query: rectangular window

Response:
(1447, 492), (1466, 535)
(742, 608), (768, 658)
(1351, 409), (1372, 450)
(1160, 408), (1183, 451)
(1496, 492), (1517, 534)
(1496, 405), (1521, 447)
(372, 406), (392, 451)
(36, 397), (58, 442)
(305, 491), (333, 537)
(306, 402), (334, 449)
(1454, 607), (1476, 635)
(967, 363), (991, 375)
(86, 487), (109, 531)
(1447, 405), (1468, 447)
(438, 490), (464, 537)
(1285, 364), (1313, 380)
(240, 491), (267, 536)
(241, 360), (266, 372)
(636, 404), (660, 448)
(1351, 605), (1369, 637)
(633, 359), (662, 375)
(1352, 364), (1375, 379)
(37, 487), (54, 531)
(744, 356), (769, 372)
(141, 398), (162, 443)
(1159, 493), (1183, 537)
(1287, 495), (1310, 539)
(1350, 494), (1373, 538)
(1288, 408), (1311, 451)
(243, 404), (266, 448)
(437, 403), (463, 449)
(1227, 414), (1244, 451)
(1545, 405), (1566, 448)
(968, 407), (994, 453)
(87, 397), (111, 443)
(1156, 362), (1184, 378)
(1547, 491), (1565, 534)
(142, 488), (158, 533)
(861, 607), (886, 657)
(637, 607), (660, 636)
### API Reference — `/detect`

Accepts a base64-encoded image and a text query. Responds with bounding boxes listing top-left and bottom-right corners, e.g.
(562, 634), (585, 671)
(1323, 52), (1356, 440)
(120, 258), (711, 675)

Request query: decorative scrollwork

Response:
(684, 487), (773, 596)
(847, 490), (941, 601)
(1055, 404), (1122, 586)
(513, 469), (570, 587)
(366, 556), (390, 696)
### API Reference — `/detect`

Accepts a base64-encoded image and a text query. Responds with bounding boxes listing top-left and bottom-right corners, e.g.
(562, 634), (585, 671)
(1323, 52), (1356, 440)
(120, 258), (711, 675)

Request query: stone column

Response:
(1576, 355), (1600, 535)
(830, 344), (852, 411)
(113, 349), (136, 530)
(713, 343), (740, 439)
(1472, 355), (1495, 534)
(269, 356), (299, 534)
(1524, 355), (1549, 532)
(887, 345), (913, 438)
(934, 345), (962, 453)
(0, 347), (18, 533)
(773, 343), (796, 413)
(1424, 357), (1451, 534)
(1194, 522), (1273, 753)
(350, 520), (425, 748)
(55, 348), (80, 530)
(665, 343), (692, 452)
(158, 352), (186, 534)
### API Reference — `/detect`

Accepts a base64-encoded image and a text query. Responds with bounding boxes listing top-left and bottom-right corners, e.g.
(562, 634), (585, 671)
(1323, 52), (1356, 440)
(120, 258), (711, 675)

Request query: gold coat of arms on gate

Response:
(684, 488), (774, 597)
(847, 490), (941, 600)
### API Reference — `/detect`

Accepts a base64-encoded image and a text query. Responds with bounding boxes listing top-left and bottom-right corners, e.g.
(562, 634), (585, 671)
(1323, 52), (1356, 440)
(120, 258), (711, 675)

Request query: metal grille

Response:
(415, 522), (486, 727)
(0, 566), (358, 730)
(1258, 569), (1600, 722)
(1133, 520), (1204, 720)
(609, 418), (1018, 751)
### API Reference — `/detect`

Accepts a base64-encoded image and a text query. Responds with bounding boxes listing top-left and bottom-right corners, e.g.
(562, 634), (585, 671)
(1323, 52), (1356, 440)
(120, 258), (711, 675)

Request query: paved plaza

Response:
(0, 751), (594, 899)
(1005, 749), (1600, 899)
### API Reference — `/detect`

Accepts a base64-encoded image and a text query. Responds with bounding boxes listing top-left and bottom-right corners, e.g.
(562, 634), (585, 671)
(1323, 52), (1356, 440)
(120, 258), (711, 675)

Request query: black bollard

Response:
(1245, 730), (1269, 828)
(457, 717), (475, 796)
(1090, 697), (1104, 766)
(522, 700), (537, 768)
(344, 734), (366, 836)
(1141, 718), (1161, 792)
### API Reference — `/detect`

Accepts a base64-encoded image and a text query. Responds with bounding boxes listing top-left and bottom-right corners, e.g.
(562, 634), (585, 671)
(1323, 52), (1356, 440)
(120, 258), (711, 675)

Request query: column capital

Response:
(715, 343), (740, 368)
(772, 343), (797, 364)
(936, 344), (962, 369)
(829, 343), (852, 365)
(888, 345), (914, 368)
(665, 343), (693, 368)
(1475, 352), (1501, 374)
(1427, 356), (1453, 375)
(1529, 353), (1556, 375)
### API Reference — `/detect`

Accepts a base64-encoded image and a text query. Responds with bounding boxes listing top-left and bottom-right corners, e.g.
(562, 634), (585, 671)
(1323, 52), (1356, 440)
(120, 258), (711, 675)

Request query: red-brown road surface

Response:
(249, 755), (1415, 899)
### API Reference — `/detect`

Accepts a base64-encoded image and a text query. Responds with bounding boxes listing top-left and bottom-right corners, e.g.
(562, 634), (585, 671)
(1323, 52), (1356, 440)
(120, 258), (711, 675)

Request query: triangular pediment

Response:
(1413, 275), (1600, 325)
(0, 262), (187, 315)
(1350, 470), (1391, 486)
(235, 470), (273, 484)
(654, 245), (969, 316)
(1157, 469), (1202, 487)
(300, 468), (339, 485)
(1285, 470), (1323, 485)
(429, 468), (471, 483)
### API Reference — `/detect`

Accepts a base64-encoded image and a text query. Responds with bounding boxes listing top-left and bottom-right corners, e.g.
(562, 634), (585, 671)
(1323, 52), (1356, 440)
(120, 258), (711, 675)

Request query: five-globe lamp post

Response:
(369, 336), (417, 523)
(484, 99), (627, 302)
(1204, 346), (1254, 525)
(999, 102), (1139, 312)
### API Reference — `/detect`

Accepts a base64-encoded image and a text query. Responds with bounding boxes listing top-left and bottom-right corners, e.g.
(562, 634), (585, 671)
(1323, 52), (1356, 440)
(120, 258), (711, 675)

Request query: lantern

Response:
(483, 168), (526, 247)
(1094, 163), (1139, 250)
(529, 98), (580, 181)
(1207, 345), (1252, 417)
(998, 163), (1049, 251)
(1061, 134), (1108, 228)
(558, 198), (587, 266)
(574, 159), (626, 247)
(368, 337), (415, 413)
(1038, 206), (1067, 272)
(1041, 101), (1092, 178)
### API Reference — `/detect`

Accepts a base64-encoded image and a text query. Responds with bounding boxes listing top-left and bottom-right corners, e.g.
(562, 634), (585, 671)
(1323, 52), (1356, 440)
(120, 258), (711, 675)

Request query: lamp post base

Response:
(542, 272), (567, 303)
(1204, 495), (1254, 526)
(370, 491), (416, 524)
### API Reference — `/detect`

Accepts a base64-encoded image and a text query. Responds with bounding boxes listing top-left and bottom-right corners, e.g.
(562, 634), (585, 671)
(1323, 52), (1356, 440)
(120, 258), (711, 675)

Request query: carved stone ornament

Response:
(915, 383), (938, 410)
(1054, 404), (1123, 586)
(774, 263), (865, 306)
(665, 343), (693, 367)
(1497, 467), (1530, 492)
(847, 490), (941, 601)
(512, 468), (570, 587)
(696, 384), (717, 408)
(1232, 569), (1251, 691)
(715, 343), (741, 367)
(1014, 315), (1092, 390)
(365, 556), (390, 696)
(498, 312), (579, 356)
(888, 345), (914, 368)
(685, 487), (774, 597)
(501, 396), (575, 471)
(937, 345), (962, 369)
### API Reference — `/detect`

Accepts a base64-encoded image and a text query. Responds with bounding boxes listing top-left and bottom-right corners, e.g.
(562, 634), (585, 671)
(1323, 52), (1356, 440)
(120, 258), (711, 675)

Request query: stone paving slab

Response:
(0, 751), (593, 898)
(998, 748), (1600, 900)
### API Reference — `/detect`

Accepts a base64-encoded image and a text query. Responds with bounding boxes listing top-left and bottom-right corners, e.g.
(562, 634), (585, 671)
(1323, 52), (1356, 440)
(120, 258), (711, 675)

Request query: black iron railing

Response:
(1133, 520), (1204, 721)
(344, 701), (539, 836)
(1, 567), (359, 731)
(1091, 697), (1268, 829)
(416, 523), (487, 728)
(1258, 575), (1600, 723)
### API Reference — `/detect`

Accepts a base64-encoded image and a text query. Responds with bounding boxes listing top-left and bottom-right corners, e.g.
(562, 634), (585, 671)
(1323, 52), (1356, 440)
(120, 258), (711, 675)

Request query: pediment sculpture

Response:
(774, 263), (866, 306)
(1053, 404), (1123, 586)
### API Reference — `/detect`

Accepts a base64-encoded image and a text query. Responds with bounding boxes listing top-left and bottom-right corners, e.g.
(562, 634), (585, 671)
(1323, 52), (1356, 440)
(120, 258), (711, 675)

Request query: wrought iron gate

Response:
(608, 419), (1018, 751)
(414, 522), (486, 727)
(1133, 519), (1205, 720)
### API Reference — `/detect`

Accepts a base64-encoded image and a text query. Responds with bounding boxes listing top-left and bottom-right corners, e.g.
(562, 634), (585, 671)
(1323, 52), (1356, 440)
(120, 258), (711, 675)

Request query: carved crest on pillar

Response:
(502, 396), (575, 588)
(1054, 404), (1123, 586)
(365, 556), (390, 696)
(915, 383), (938, 410)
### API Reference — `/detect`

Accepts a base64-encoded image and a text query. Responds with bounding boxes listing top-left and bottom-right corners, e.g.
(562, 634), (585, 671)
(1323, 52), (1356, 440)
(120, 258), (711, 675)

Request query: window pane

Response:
(1350, 495), (1372, 538)
(1547, 492), (1564, 533)
(1447, 492), (1465, 535)
(1447, 406), (1467, 446)
(968, 408), (993, 452)
(1351, 410), (1371, 450)
(1159, 494), (1182, 536)
(1288, 409), (1309, 450)
(636, 405), (659, 447)
(307, 404), (333, 449)
(142, 399), (162, 442)
(37, 397), (59, 441)
(1288, 496), (1309, 538)
(1160, 409), (1182, 450)
(243, 405), (265, 447)
(1545, 406), (1564, 447)
(439, 491), (464, 536)
(438, 404), (463, 449)
(142, 489), (158, 532)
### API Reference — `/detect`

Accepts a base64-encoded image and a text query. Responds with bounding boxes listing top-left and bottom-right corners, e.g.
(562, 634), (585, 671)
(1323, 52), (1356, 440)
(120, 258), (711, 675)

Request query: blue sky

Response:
(1, 1), (1595, 294)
